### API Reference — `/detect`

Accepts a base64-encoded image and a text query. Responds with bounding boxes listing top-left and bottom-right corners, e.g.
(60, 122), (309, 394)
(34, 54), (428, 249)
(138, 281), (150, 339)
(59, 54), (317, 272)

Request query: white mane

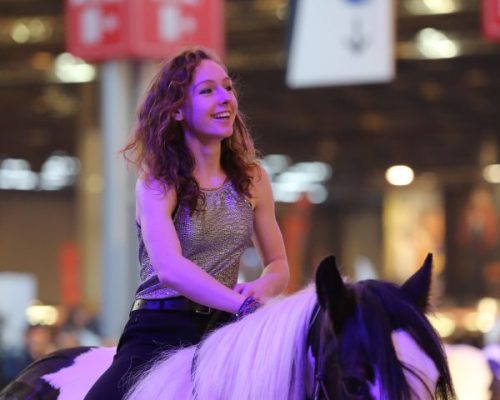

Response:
(126, 287), (317, 400)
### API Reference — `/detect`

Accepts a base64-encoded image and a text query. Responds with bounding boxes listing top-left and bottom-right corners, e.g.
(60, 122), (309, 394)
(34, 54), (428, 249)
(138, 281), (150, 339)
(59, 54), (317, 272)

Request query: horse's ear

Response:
(400, 253), (433, 311)
(315, 255), (352, 332)
(316, 255), (344, 310)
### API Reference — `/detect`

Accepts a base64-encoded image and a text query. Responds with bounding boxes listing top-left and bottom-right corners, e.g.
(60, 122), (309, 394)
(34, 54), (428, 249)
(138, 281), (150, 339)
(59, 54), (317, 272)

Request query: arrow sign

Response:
(66, 0), (224, 62)
(287, 0), (395, 88)
(347, 18), (372, 53)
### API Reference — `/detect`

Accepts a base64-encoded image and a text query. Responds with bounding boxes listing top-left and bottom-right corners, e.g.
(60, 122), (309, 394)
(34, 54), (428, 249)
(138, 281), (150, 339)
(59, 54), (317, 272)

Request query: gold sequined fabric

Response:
(135, 180), (253, 300)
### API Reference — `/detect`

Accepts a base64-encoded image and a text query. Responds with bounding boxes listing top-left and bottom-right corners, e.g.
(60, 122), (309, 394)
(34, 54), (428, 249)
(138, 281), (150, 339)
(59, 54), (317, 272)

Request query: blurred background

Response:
(0, 0), (499, 395)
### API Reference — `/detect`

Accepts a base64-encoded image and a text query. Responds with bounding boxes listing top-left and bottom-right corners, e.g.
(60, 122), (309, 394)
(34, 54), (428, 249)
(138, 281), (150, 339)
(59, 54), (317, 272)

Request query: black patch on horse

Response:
(0, 346), (95, 400)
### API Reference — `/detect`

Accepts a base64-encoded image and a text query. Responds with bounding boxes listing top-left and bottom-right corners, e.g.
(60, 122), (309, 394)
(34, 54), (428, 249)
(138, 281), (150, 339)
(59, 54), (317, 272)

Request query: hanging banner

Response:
(65, 0), (225, 61)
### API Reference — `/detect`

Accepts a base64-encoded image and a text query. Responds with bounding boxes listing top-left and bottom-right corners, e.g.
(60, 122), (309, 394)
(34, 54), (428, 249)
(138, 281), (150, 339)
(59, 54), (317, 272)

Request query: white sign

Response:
(286, 0), (395, 88)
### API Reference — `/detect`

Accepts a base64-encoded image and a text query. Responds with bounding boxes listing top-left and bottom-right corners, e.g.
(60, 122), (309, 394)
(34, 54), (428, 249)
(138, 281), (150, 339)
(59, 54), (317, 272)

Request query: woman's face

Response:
(176, 59), (238, 142)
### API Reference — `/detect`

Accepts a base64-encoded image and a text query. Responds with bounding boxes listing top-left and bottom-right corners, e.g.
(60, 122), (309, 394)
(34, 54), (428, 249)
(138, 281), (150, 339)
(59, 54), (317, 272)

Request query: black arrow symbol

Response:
(346, 18), (371, 53)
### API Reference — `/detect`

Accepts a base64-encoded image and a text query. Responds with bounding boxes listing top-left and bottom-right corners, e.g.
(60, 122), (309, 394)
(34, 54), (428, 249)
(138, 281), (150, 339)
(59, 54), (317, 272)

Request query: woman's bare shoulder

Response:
(135, 176), (177, 215)
(250, 163), (271, 189)
(247, 163), (274, 209)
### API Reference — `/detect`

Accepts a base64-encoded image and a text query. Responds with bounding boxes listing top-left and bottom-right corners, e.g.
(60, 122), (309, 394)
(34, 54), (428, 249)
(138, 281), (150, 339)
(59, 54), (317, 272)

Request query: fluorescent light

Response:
(416, 28), (460, 59)
(483, 164), (500, 184)
(54, 52), (96, 83)
(385, 165), (414, 186)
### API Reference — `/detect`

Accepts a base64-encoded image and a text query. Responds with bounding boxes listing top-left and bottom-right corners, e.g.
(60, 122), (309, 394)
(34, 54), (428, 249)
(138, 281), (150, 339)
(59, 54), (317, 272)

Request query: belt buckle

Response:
(132, 299), (144, 311)
(195, 306), (212, 315)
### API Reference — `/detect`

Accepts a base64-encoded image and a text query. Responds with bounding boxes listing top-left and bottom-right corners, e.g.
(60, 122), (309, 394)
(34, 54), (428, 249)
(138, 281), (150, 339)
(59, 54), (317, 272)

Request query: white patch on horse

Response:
(391, 330), (439, 400)
(43, 347), (115, 400)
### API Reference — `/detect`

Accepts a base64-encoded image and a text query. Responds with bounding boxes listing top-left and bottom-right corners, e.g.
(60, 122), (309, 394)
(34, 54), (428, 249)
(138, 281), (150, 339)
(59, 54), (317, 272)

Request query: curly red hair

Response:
(122, 48), (259, 212)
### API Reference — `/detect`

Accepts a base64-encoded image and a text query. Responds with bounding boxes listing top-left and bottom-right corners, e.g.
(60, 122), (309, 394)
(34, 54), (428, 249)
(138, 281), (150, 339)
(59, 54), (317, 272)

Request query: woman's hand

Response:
(234, 277), (276, 304)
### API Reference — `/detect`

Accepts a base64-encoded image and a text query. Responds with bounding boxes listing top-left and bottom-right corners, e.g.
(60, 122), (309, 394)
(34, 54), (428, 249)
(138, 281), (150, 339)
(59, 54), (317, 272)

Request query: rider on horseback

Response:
(84, 48), (290, 400)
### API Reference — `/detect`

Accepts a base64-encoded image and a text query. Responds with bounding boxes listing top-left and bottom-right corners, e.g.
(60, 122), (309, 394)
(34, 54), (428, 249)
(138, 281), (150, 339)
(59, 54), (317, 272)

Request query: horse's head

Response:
(309, 254), (455, 400)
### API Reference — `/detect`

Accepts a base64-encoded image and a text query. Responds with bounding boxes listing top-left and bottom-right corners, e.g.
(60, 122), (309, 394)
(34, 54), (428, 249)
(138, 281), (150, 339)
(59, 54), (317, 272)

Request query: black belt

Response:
(131, 297), (213, 315)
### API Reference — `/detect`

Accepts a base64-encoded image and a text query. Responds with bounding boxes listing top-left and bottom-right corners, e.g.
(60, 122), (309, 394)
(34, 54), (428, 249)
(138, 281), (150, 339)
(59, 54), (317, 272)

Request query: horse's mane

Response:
(126, 287), (317, 400)
(350, 279), (454, 400)
(193, 287), (317, 399)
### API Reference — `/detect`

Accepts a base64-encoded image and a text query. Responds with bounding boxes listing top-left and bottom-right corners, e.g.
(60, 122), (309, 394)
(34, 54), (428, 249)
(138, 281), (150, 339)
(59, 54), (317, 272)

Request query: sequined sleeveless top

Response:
(135, 179), (254, 300)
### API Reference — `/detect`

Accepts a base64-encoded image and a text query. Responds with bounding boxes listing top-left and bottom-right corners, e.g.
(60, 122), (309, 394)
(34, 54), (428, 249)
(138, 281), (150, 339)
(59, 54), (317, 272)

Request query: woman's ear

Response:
(173, 109), (184, 121)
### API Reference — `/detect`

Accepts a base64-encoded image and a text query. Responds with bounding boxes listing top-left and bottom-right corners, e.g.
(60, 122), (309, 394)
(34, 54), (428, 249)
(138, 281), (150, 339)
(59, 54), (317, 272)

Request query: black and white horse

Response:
(0, 254), (454, 399)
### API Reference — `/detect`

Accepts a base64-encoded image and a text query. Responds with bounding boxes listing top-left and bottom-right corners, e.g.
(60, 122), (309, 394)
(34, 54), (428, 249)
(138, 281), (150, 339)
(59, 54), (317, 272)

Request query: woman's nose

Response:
(217, 87), (231, 103)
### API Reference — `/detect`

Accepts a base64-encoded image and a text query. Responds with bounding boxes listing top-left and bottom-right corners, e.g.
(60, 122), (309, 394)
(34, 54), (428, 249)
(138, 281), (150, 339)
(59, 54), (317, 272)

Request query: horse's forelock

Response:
(353, 283), (412, 400)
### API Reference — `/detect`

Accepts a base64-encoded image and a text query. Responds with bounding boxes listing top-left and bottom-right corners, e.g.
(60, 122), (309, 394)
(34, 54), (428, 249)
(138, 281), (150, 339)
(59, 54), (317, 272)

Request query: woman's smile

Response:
(211, 111), (231, 120)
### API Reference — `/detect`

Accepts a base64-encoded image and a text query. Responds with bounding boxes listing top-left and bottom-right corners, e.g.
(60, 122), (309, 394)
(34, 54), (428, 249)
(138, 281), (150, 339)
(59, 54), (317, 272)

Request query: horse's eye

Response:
(342, 377), (368, 396)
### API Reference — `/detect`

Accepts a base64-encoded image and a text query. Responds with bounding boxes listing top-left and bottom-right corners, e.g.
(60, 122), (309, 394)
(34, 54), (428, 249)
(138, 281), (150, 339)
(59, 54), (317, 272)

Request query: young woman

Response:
(84, 48), (289, 399)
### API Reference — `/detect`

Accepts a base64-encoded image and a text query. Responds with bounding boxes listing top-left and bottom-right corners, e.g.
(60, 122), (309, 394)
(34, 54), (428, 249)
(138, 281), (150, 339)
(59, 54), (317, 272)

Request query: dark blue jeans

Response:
(84, 308), (229, 400)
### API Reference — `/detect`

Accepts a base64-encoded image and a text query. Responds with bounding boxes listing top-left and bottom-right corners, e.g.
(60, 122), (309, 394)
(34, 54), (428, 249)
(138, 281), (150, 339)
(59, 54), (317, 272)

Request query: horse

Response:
(0, 254), (455, 399)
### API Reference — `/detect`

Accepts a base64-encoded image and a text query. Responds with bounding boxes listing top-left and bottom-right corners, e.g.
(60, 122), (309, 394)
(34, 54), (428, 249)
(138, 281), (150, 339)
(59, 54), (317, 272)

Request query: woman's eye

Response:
(200, 88), (213, 94)
(225, 85), (233, 92)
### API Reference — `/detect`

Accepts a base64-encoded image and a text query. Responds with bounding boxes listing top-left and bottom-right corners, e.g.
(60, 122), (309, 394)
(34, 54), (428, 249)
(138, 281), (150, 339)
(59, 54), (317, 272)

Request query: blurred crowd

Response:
(0, 305), (104, 389)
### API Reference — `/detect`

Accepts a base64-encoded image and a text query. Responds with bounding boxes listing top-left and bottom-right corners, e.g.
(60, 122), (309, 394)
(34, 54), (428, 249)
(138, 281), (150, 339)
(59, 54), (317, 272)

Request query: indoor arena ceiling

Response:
(0, 0), (499, 200)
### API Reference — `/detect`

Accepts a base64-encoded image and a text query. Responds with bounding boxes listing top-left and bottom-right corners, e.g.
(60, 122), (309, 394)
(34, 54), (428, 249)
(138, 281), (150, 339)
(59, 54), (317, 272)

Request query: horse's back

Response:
(0, 346), (114, 400)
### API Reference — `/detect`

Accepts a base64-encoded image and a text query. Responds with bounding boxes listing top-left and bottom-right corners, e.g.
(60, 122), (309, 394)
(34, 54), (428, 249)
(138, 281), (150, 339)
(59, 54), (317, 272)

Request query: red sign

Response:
(483, 0), (500, 40)
(65, 0), (225, 61)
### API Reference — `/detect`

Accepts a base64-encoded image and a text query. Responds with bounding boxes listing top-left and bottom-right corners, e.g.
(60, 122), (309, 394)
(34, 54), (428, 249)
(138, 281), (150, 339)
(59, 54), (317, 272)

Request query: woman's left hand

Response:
(234, 278), (273, 304)
(242, 166), (289, 304)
